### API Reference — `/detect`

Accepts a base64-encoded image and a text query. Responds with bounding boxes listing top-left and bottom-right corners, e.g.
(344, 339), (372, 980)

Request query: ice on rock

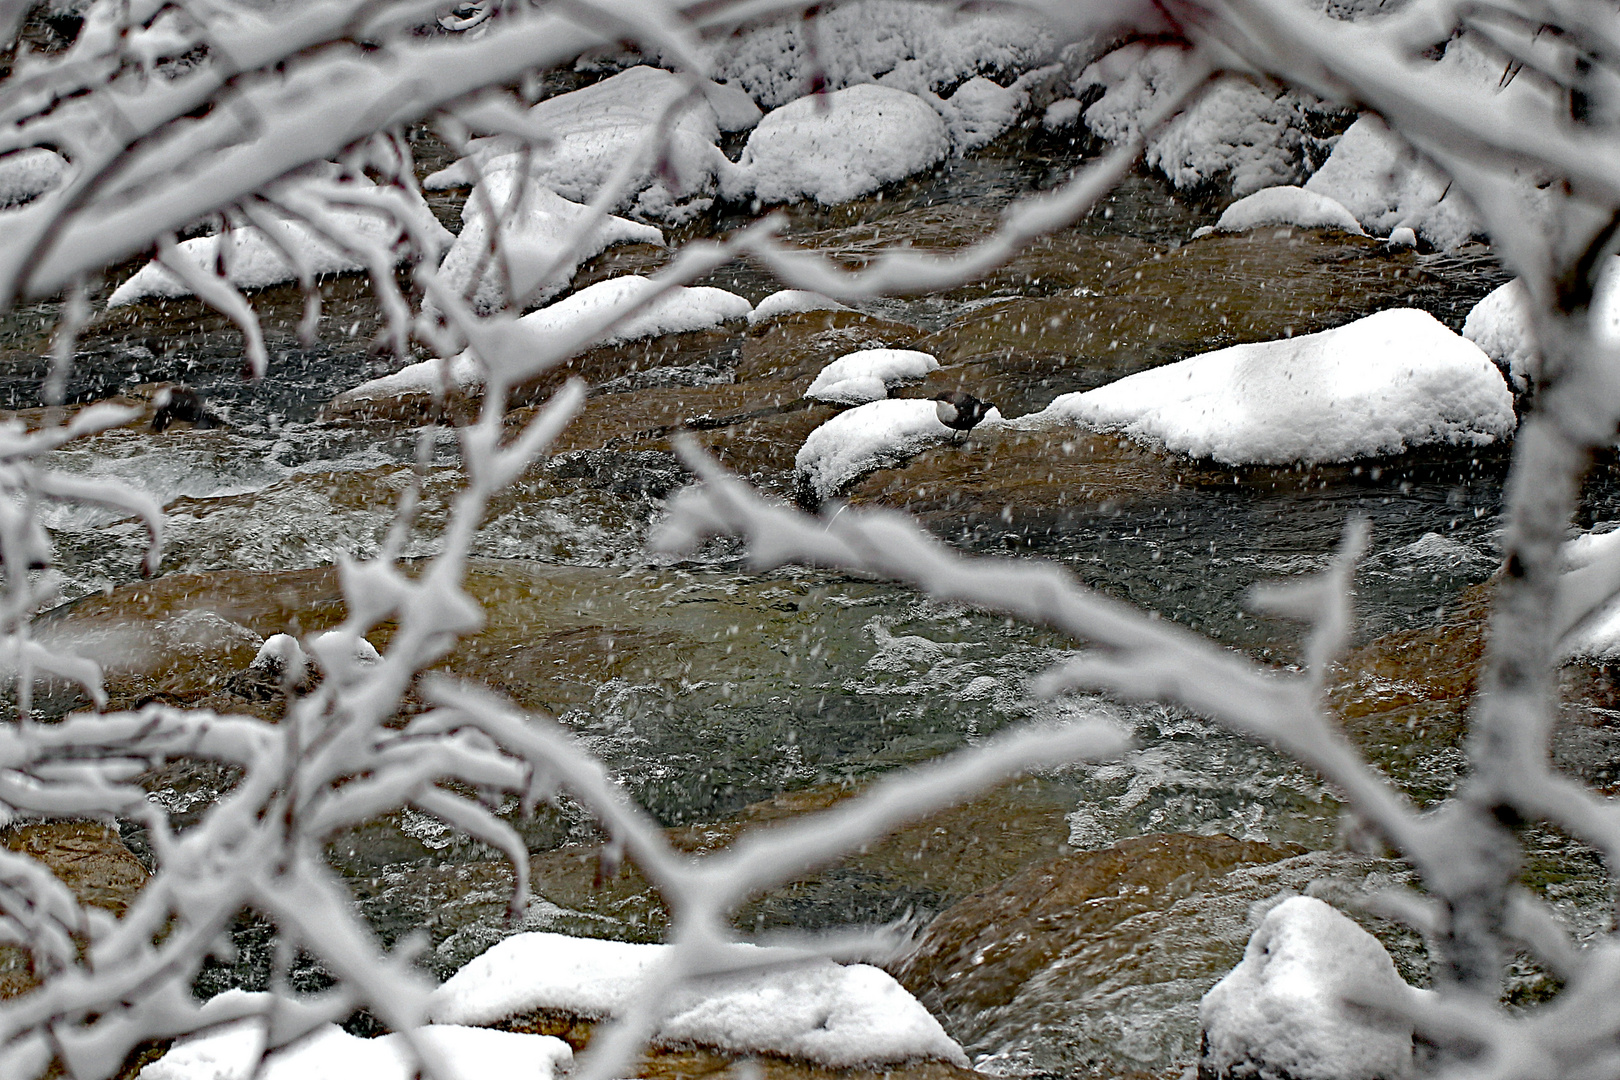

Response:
(0, 147), (68, 207)
(1212, 185), (1364, 235)
(1463, 256), (1620, 392)
(1199, 896), (1419, 1080)
(424, 67), (726, 220)
(707, 0), (1053, 109)
(1027, 309), (1516, 465)
(331, 276), (750, 408)
(747, 289), (851, 325)
(139, 1016), (572, 1080)
(426, 168), (662, 317)
(796, 397), (1003, 500)
(1082, 45), (1331, 196)
(428, 932), (967, 1068)
(806, 348), (939, 404)
(109, 175), (451, 306)
(721, 85), (950, 206)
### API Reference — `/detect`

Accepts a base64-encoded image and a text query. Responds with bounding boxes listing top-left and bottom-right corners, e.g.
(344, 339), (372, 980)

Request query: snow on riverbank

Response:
(722, 84), (950, 206)
(806, 349), (939, 404)
(141, 1015), (572, 1080)
(429, 932), (969, 1068)
(1025, 309), (1515, 465)
(425, 67), (726, 220)
(1199, 897), (1418, 1080)
(331, 276), (750, 408)
(426, 169), (662, 317)
(796, 397), (1003, 499)
(706, 0), (1053, 109)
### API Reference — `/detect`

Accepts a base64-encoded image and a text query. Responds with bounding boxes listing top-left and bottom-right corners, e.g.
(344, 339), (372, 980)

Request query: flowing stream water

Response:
(9, 119), (1619, 1078)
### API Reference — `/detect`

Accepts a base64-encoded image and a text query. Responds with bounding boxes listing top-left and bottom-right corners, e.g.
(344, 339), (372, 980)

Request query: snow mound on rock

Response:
(1029, 309), (1515, 465)
(331, 276), (749, 407)
(1463, 257), (1620, 392)
(806, 348), (939, 404)
(1214, 185), (1363, 235)
(428, 169), (662, 317)
(1303, 115), (1478, 249)
(1199, 896), (1418, 1080)
(1082, 45), (1333, 196)
(941, 76), (1023, 151)
(748, 289), (850, 324)
(109, 184), (451, 306)
(425, 67), (725, 220)
(796, 397), (1002, 499)
(140, 1017), (571, 1080)
(722, 85), (949, 206)
(707, 0), (1053, 109)
(0, 147), (67, 207)
(428, 932), (968, 1068)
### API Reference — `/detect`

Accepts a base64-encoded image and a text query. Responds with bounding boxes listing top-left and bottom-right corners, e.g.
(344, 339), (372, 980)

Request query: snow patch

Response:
(1561, 527), (1620, 661)
(723, 85), (949, 206)
(1199, 896), (1417, 1080)
(428, 932), (967, 1068)
(1214, 185), (1363, 235)
(424, 67), (725, 220)
(806, 348), (939, 404)
(140, 1017), (572, 1080)
(1303, 115), (1477, 249)
(940, 76), (1023, 151)
(1028, 309), (1515, 465)
(748, 289), (851, 324)
(796, 397), (1003, 499)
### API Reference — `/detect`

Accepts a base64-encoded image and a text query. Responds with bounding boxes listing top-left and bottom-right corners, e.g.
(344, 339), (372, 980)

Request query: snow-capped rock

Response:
(796, 396), (1003, 500)
(1463, 257), (1620, 392)
(747, 289), (851, 325)
(0, 147), (68, 208)
(425, 67), (726, 220)
(428, 931), (968, 1068)
(1199, 896), (1418, 1080)
(1303, 115), (1478, 250)
(427, 168), (662, 317)
(805, 348), (939, 404)
(1027, 308), (1516, 465)
(1212, 185), (1364, 235)
(722, 85), (950, 206)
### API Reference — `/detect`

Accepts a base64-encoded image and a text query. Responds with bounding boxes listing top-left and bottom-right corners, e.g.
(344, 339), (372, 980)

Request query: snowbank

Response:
(109, 181), (451, 306)
(1082, 45), (1332, 196)
(796, 397), (1002, 499)
(747, 289), (851, 324)
(332, 276), (749, 406)
(425, 67), (725, 220)
(1199, 896), (1417, 1080)
(707, 0), (1053, 109)
(427, 932), (968, 1068)
(1463, 256), (1620, 392)
(140, 1018), (571, 1080)
(0, 147), (67, 207)
(1212, 185), (1363, 235)
(722, 85), (949, 206)
(1028, 309), (1515, 465)
(806, 348), (939, 404)
(427, 169), (662, 317)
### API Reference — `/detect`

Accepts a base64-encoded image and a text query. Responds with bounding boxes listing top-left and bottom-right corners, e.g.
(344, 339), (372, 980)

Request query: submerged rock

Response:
(1198, 896), (1418, 1080)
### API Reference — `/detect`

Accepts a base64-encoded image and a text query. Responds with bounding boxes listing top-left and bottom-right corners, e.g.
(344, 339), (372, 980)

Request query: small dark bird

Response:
(151, 385), (224, 432)
(932, 390), (994, 433)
